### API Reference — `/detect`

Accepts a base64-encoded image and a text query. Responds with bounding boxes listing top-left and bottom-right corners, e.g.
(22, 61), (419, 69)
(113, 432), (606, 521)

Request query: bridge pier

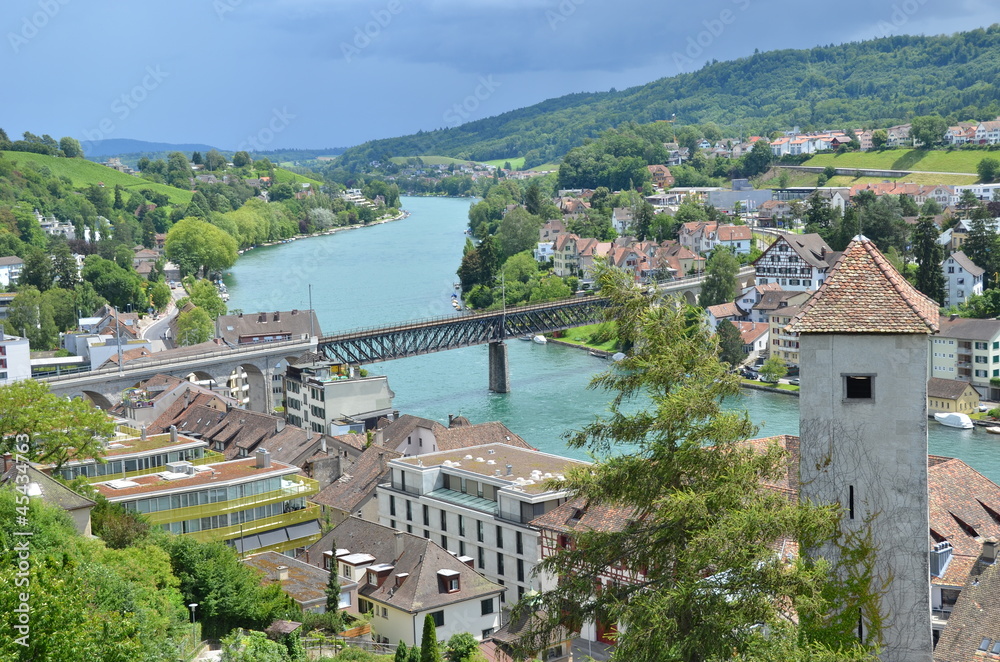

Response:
(488, 341), (510, 393)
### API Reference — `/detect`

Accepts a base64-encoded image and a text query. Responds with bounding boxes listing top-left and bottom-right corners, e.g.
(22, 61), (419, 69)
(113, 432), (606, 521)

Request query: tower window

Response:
(844, 375), (873, 400)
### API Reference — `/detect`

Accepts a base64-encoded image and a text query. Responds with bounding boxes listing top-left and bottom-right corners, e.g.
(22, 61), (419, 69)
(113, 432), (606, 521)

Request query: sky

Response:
(1, 0), (997, 152)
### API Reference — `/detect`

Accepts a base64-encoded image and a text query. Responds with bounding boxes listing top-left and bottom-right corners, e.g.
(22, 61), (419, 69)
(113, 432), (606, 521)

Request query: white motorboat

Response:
(532, 335), (547, 345)
(934, 412), (974, 429)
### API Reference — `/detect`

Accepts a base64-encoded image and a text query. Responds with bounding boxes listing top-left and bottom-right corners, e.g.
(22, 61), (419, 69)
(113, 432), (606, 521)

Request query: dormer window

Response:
(438, 569), (460, 593)
(368, 571), (378, 585)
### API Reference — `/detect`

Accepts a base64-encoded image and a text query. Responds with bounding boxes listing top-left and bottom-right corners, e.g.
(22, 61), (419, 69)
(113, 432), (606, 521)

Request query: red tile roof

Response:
(788, 237), (939, 334)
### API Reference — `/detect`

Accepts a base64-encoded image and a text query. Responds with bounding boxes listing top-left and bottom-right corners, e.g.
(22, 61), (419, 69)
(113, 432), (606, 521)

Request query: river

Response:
(224, 196), (1000, 483)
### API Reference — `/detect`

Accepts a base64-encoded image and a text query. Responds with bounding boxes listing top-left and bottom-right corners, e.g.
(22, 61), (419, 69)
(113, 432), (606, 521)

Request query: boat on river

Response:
(532, 335), (547, 345)
(934, 412), (974, 429)
(986, 426), (1000, 435)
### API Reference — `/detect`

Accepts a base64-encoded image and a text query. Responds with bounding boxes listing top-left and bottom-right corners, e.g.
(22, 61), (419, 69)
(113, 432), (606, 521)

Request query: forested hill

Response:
(338, 26), (1000, 169)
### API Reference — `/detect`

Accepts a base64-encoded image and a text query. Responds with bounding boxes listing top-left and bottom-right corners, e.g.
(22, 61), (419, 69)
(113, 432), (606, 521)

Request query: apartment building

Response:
(284, 357), (395, 434)
(376, 444), (588, 606)
(932, 316), (1000, 401)
(753, 233), (837, 291)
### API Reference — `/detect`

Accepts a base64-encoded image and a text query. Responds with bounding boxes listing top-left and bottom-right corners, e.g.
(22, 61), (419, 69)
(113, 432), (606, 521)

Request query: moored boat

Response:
(532, 335), (547, 345)
(934, 412), (974, 429)
(986, 426), (1000, 435)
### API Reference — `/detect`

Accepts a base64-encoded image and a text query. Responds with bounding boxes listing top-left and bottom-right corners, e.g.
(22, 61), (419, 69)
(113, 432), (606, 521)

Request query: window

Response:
(482, 628), (494, 639)
(497, 553), (505, 576)
(516, 531), (523, 555)
(440, 510), (447, 531)
(389, 495), (396, 516)
(441, 535), (448, 550)
(477, 520), (484, 543)
(406, 500), (412, 521)
(496, 526), (503, 549)
(992, 641), (1000, 654)
(844, 375), (873, 400)
(478, 546), (485, 569)
(979, 638), (990, 652)
(517, 558), (525, 582)
(458, 515), (465, 537)
(481, 598), (494, 615)
(358, 598), (373, 614)
(423, 505), (429, 526)
(430, 611), (444, 627)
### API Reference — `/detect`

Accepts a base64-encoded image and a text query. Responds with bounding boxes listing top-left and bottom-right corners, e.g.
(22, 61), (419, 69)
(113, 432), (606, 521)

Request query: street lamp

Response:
(188, 603), (198, 650)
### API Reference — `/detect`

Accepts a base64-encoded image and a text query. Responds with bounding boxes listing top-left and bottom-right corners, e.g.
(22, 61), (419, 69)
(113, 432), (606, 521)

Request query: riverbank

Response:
(237, 209), (410, 254)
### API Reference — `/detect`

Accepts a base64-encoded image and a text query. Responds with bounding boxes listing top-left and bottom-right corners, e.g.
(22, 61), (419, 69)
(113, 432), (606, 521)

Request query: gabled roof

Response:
(706, 302), (744, 320)
(937, 316), (1000, 342)
(735, 321), (769, 344)
(312, 445), (402, 513)
(934, 554), (1000, 661)
(754, 290), (810, 313)
(928, 378), (979, 401)
(217, 309), (321, 344)
(531, 497), (637, 534)
(949, 251), (985, 277)
(0, 463), (95, 513)
(305, 518), (504, 613)
(788, 237), (939, 334)
(928, 457), (1000, 560)
(376, 414), (447, 450)
(435, 421), (534, 452)
(716, 225), (752, 242)
(243, 551), (331, 607)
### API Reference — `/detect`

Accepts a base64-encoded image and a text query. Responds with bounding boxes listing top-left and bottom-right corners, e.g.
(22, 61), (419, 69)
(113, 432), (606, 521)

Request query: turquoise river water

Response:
(223, 196), (1000, 483)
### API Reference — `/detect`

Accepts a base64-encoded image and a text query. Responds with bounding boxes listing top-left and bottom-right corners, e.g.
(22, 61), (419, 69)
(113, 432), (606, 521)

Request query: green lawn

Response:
(825, 173), (977, 186)
(549, 323), (619, 353)
(529, 162), (560, 172)
(804, 149), (992, 175)
(483, 157), (526, 169)
(273, 167), (325, 188)
(2, 151), (193, 205)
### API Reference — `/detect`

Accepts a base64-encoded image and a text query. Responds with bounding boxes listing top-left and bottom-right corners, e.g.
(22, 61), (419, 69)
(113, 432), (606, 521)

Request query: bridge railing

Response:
(37, 336), (315, 385)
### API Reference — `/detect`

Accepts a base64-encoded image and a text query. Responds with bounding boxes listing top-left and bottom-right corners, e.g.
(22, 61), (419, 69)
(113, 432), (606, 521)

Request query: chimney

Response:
(448, 414), (454, 426)
(394, 572), (409, 587)
(984, 538), (998, 564)
(505, 463), (513, 476)
(258, 313), (265, 323)
(255, 448), (271, 469)
(276, 418), (285, 433)
(395, 531), (405, 559)
(140, 426), (147, 441)
(950, 313), (958, 322)
(275, 565), (289, 581)
(273, 312), (280, 322)
(320, 436), (327, 453)
(820, 246), (826, 259)
(170, 425), (178, 443)
(1, 453), (11, 473)
(458, 555), (475, 569)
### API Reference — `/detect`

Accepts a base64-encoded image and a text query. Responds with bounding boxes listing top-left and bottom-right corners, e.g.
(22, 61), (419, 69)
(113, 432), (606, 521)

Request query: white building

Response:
(611, 208), (634, 235)
(933, 316), (1000, 401)
(943, 251), (984, 309)
(753, 233), (837, 291)
(0, 333), (30, 384)
(377, 444), (588, 607)
(0, 256), (24, 288)
(283, 357), (395, 435)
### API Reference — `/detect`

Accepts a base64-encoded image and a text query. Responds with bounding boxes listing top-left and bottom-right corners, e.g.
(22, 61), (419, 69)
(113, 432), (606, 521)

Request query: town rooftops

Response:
(531, 497), (637, 535)
(1, 463), (95, 513)
(217, 309), (321, 344)
(789, 236), (939, 334)
(927, 378), (978, 401)
(716, 225), (752, 241)
(0, 256), (24, 266)
(305, 517), (504, 613)
(705, 302), (744, 320)
(937, 316), (1000, 341)
(394, 443), (588, 495)
(950, 251), (985, 277)
(92, 456), (299, 499)
(933, 550), (1000, 661)
(735, 321), (769, 344)
(758, 233), (836, 270)
(312, 445), (402, 512)
(243, 552), (331, 608)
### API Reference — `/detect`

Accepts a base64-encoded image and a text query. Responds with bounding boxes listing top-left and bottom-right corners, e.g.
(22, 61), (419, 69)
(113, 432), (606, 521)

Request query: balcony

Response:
(186, 502), (321, 543)
(142, 475), (320, 525)
(82, 450), (227, 484)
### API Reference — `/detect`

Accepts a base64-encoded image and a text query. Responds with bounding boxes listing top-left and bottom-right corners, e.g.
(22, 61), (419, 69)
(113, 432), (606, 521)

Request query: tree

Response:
(962, 214), (999, 284)
(444, 632), (479, 662)
(4, 286), (57, 349)
(51, 241), (79, 288)
(165, 217), (238, 277)
(871, 129), (888, 149)
(759, 355), (788, 383)
(188, 279), (227, 319)
(59, 136), (83, 157)
(90, 496), (151, 549)
(220, 630), (291, 662)
(326, 551), (342, 612)
(18, 247), (54, 291)
(395, 642), (409, 662)
(960, 290), (1000, 319)
(716, 319), (745, 367)
(698, 247), (739, 308)
(912, 216), (946, 304)
(978, 157), (1000, 183)
(496, 208), (543, 260)
(0, 379), (115, 469)
(233, 151), (252, 168)
(420, 614), (442, 662)
(514, 263), (875, 662)
(81, 254), (144, 310)
(205, 149), (227, 172)
(910, 115), (948, 147)
(149, 281), (172, 311)
(176, 307), (214, 346)
(42, 286), (77, 332)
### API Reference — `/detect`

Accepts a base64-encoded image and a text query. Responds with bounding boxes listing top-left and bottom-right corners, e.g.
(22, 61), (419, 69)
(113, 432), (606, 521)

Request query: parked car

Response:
(788, 378), (800, 386)
(740, 367), (758, 380)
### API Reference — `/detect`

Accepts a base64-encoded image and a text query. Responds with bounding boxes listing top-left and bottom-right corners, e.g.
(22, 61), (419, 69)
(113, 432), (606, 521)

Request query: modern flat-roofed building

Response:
(377, 443), (588, 606)
(92, 448), (321, 555)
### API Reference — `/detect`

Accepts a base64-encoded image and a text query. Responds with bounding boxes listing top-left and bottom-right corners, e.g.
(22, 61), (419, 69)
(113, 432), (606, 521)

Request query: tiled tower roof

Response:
(788, 236), (939, 334)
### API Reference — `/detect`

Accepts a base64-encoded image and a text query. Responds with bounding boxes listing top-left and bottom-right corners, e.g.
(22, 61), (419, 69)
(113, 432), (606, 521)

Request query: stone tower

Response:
(789, 236), (937, 662)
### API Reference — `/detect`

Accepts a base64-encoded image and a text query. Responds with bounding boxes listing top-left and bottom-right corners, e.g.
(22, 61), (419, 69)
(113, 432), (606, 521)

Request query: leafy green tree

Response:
(0, 379), (115, 468)
(220, 630), (291, 662)
(395, 642), (409, 662)
(420, 614), (442, 662)
(912, 216), (945, 304)
(81, 255), (144, 310)
(59, 136), (83, 157)
(444, 632), (479, 662)
(962, 214), (998, 284)
(529, 276), (572, 303)
(497, 208), (543, 260)
(698, 247), (739, 308)
(959, 289), (1000, 319)
(176, 307), (214, 346)
(149, 281), (172, 311)
(978, 157), (1000, 183)
(910, 115), (947, 147)
(716, 319), (745, 367)
(42, 286), (77, 332)
(188, 279), (227, 319)
(4, 286), (57, 349)
(18, 247), (53, 292)
(233, 151), (252, 168)
(90, 496), (151, 549)
(408, 646), (422, 662)
(74, 280), (107, 316)
(759, 355), (788, 383)
(165, 217), (238, 277)
(859, 196), (907, 254)
(51, 241), (79, 288)
(514, 263), (875, 662)
(871, 129), (888, 149)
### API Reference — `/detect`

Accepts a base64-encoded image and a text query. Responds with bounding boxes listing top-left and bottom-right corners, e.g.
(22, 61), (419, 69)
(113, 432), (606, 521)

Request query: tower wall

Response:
(799, 332), (931, 662)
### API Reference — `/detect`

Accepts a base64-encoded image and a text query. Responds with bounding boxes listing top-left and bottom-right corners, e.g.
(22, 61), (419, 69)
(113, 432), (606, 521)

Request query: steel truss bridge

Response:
(317, 297), (608, 367)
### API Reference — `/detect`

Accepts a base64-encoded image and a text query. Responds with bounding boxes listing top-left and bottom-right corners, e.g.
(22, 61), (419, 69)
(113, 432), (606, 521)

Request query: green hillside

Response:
(803, 149), (988, 174)
(1, 150), (192, 204)
(338, 26), (1000, 169)
(272, 167), (324, 188)
(389, 155), (477, 166)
